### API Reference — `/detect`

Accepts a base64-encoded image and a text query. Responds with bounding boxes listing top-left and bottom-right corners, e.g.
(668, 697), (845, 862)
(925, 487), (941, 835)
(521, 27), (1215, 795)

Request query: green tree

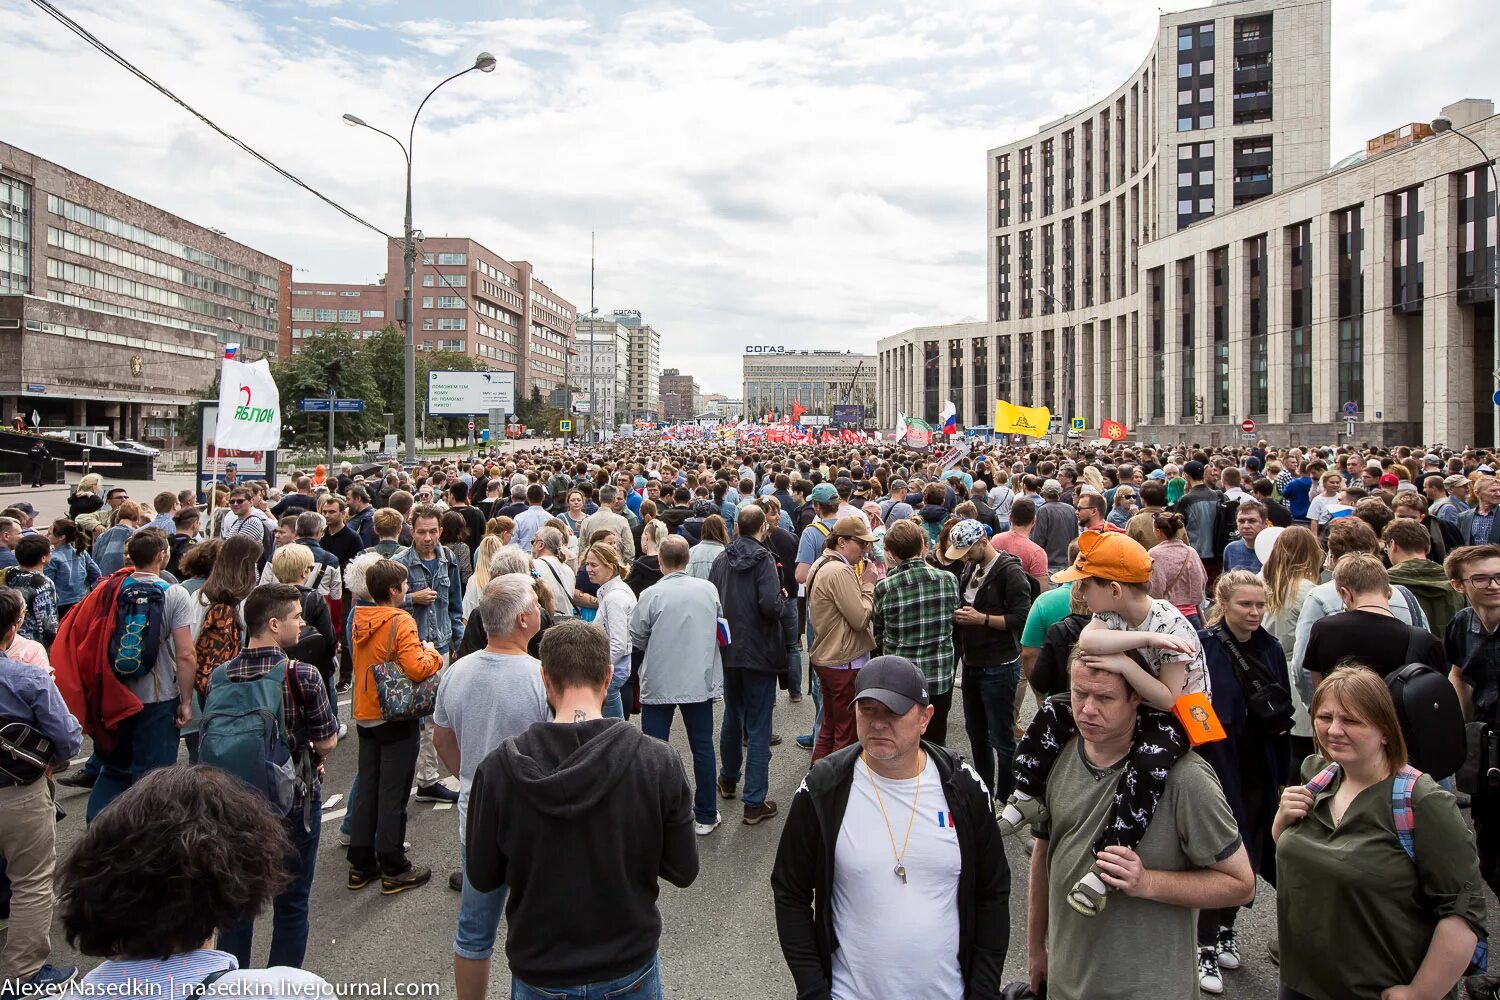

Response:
(270, 327), (386, 454)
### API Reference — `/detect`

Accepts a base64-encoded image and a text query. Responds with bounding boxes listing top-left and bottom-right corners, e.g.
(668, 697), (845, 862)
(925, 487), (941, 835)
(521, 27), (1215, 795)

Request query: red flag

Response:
(1101, 419), (1127, 441)
(790, 400), (807, 421)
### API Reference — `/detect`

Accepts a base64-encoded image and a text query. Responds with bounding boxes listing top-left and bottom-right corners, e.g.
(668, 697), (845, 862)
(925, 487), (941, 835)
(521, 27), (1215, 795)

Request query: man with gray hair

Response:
(630, 535), (724, 835)
(580, 485), (634, 560)
(433, 574), (551, 1000)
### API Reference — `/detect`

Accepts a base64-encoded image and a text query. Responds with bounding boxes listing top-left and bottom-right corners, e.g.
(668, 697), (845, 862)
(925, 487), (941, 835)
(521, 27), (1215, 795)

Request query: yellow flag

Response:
(993, 400), (1051, 438)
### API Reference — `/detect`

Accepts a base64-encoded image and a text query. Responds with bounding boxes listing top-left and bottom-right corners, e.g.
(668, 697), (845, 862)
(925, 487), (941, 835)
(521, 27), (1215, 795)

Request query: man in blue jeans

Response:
(209, 583), (337, 969)
(433, 575), (550, 1000)
(87, 530), (197, 823)
(710, 505), (785, 825)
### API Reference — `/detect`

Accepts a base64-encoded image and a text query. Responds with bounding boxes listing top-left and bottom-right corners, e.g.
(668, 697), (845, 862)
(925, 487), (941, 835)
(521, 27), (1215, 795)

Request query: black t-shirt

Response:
(452, 503), (487, 548)
(1304, 608), (1446, 679)
(271, 493), (317, 518)
(1447, 607), (1500, 722)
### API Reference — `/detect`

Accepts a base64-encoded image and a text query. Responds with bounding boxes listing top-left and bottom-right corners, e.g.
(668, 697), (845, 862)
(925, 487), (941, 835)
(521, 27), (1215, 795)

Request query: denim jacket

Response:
(45, 546), (101, 607)
(394, 544), (464, 653)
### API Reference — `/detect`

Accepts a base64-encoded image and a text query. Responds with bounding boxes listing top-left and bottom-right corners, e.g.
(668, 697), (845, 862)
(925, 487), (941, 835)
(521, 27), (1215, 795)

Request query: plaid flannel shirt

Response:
(872, 558), (960, 693)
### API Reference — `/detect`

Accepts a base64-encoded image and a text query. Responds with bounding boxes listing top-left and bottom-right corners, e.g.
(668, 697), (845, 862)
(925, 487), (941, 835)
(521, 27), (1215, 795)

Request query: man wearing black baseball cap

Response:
(772, 656), (1009, 1000)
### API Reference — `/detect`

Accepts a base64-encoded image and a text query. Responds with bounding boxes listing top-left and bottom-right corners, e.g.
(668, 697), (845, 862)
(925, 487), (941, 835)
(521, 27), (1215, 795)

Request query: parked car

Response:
(113, 438), (161, 456)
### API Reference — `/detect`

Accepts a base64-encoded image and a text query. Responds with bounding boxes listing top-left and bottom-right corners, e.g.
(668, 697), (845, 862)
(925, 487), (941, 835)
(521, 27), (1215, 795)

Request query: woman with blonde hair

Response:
(68, 472), (105, 520)
(461, 534), (507, 619)
(1260, 526), (1325, 761)
(1273, 666), (1485, 1000)
(584, 541), (636, 719)
(629, 519), (667, 596)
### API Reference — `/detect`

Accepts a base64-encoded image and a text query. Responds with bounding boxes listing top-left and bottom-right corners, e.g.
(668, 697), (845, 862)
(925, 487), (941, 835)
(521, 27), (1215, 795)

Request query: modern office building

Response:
(291, 236), (577, 400)
(742, 348), (877, 423)
(701, 394), (742, 421)
(571, 315), (631, 426)
(660, 368), (699, 422)
(0, 140), (290, 441)
(613, 309), (662, 419)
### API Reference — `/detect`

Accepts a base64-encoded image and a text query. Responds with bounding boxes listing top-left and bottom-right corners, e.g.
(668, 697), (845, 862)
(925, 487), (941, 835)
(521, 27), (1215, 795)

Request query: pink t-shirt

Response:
(7, 636), (51, 674)
(993, 530), (1048, 582)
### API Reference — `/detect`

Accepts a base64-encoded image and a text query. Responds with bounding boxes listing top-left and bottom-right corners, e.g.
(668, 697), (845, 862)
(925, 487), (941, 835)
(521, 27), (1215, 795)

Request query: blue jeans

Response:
(962, 659), (1021, 803)
(340, 773), (360, 837)
(602, 682), (624, 721)
(218, 797), (321, 969)
(87, 698), (181, 823)
(455, 843), (509, 961)
(780, 599), (803, 696)
(641, 701), (717, 825)
(512, 954), (661, 1000)
(719, 670), (776, 807)
(805, 619), (823, 741)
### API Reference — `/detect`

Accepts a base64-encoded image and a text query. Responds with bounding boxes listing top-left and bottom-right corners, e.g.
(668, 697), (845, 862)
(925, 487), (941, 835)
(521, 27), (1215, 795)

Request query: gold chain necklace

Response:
(861, 750), (923, 883)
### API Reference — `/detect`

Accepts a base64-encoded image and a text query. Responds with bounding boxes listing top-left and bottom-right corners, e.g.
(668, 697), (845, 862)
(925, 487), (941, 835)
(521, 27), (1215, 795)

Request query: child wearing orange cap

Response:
(1000, 528), (1207, 917)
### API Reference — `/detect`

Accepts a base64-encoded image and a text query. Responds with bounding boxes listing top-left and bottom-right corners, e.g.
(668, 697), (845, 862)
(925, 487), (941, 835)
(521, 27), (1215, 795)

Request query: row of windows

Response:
(477, 259), (516, 288)
(421, 252), (468, 266)
(46, 259), (278, 333)
(419, 317), (467, 331)
(47, 228), (279, 313)
(421, 296), (465, 309)
(46, 195), (278, 290)
(22, 316), (217, 362)
(528, 289), (573, 320)
(422, 273), (466, 287)
(47, 290), (219, 339)
(476, 342), (519, 365)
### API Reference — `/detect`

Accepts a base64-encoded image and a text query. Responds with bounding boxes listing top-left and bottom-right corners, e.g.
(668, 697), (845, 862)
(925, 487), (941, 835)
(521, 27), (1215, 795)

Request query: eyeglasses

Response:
(229, 498), (248, 505)
(1462, 573), (1500, 589)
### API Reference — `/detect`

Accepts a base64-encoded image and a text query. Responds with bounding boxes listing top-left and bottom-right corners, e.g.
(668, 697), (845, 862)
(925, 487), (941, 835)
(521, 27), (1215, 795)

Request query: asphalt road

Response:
(39, 686), (1295, 999)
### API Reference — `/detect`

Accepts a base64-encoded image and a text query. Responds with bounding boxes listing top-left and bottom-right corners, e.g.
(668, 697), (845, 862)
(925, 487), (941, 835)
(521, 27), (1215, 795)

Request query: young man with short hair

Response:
(434, 575), (551, 1000)
(1221, 500), (1267, 573)
(208, 583), (337, 970)
(395, 504), (464, 804)
(1386, 518), (1464, 638)
(993, 497), (1049, 588)
(464, 619), (697, 999)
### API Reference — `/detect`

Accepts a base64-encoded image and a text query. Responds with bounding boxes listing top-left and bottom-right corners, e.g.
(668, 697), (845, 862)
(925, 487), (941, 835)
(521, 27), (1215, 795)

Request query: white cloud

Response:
(2, 0), (1497, 396)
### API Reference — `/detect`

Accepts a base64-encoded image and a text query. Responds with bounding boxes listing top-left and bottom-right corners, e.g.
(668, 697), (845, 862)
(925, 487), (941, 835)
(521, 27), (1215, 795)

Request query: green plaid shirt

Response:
(873, 559), (960, 692)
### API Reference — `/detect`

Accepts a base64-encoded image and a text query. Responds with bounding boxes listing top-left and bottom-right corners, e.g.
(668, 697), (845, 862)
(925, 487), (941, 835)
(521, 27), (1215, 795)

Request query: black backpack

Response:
(1387, 630), (1466, 779)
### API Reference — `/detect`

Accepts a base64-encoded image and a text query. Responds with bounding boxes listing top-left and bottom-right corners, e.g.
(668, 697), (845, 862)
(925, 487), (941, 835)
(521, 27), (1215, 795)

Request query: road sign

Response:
(298, 399), (330, 412)
(1492, 390), (1500, 407)
(1342, 400), (1360, 417)
(332, 399), (364, 413)
(29, 409), (39, 428)
(1070, 417), (1086, 433)
(559, 419), (572, 433)
(1240, 418), (1256, 434)
(467, 420), (475, 431)
(507, 414), (520, 425)
(1346, 419), (1356, 438)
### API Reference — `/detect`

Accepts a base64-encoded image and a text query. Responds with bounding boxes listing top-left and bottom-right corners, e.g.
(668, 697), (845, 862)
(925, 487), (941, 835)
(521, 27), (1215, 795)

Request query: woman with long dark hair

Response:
(44, 517), (99, 623)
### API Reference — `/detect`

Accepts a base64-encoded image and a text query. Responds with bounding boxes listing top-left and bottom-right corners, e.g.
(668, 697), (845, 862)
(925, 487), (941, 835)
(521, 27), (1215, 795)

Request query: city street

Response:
(40, 685), (1289, 998)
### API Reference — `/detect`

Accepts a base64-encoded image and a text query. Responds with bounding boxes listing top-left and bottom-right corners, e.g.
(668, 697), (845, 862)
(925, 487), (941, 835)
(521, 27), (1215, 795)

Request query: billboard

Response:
(428, 370), (515, 416)
(831, 404), (865, 428)
(197, 402), (275, 493)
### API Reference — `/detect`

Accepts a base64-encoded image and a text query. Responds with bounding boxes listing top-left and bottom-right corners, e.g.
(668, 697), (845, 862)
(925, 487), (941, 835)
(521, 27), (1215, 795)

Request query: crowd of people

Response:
(0, 437), (1498, 998)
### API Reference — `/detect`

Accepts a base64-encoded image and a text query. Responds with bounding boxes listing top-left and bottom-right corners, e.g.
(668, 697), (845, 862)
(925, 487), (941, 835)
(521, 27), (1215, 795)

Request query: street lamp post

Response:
(1431, 116), (1500, 448)
(344, 51), (496, 464)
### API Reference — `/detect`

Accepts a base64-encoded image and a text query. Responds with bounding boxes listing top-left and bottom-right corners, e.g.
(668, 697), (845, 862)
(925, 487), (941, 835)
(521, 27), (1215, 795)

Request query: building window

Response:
(1233, 135), (1274, 207)
(363, 309), (385, 319)
(1062, 218), (1076, 311)
(1335, 206), (1365, 410)
(437, 296), (464, 309)
(1020, 147), (1034, 223)
(1020, 333), (1035, 406)
(923, 341), (941, 425)
(996, 235), (1012, 321)
(0, 175), (32, 294)
(338, 309), (359, 323)
(1458, 166), (1497, 305)
(1233, 15), (1273, 125)
(996, 153), (1011, 227)
(1020, 230), (1035, 319)
(1041, 138), (1055, 217)
(1063, 131), (1076, 210)
(948, 339), (965, 425)
(1149, 267), (1165, 420)
(1082, 120), (1094, 202)
(972, 337), (988, 427)
(1247, 235), (1269, 415)
(291, 308), (313, 322)
(1177, 141), (1215, 229)
(1041, 224), (1055, 314)
(1392, 186), (1425, 312)
(1176, 22), (1215, 132)
(314, 308), (337, 323)
(1042, 330), (1056, 412)
(436, 252), (467, 265)
(1179, 259), (1195, 423)
(1212, 247), (1229, 417)
(1288, 221), (1313, 414)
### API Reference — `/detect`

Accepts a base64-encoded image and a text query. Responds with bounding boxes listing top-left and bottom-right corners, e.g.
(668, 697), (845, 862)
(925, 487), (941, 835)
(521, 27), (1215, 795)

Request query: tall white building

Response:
(571, 316), (631, 425)
(613, 309), (662, 419)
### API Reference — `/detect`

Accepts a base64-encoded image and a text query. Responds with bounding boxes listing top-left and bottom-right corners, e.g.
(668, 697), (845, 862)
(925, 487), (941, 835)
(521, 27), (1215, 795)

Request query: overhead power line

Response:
(27, 0), (394, 241)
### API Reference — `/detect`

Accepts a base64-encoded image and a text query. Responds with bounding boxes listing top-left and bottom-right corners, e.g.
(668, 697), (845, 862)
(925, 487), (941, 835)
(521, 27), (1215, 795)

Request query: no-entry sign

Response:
(1240, 419), (1256, 434)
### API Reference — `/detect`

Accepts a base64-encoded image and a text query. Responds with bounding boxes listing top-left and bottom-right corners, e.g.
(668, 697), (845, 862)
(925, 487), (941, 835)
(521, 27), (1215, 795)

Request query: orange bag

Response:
(1172, 690), (1226, 746)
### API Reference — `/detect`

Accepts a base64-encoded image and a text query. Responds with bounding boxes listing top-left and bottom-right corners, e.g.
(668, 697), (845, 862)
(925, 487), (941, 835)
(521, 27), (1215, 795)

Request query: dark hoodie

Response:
(709, 534), (785, 674)
(465, 718), (697, 989)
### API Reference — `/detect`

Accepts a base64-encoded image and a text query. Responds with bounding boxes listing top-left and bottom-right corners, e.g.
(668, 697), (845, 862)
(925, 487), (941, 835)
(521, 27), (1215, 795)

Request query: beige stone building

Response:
(882, 0), (1500, 448)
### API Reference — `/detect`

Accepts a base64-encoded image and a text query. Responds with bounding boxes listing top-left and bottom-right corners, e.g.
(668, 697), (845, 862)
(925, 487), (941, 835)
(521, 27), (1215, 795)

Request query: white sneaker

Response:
(1198, 947), (1224, 994)
(694, 813), (722, 836)
(337, 722), (348, 740)
(1215, 927), (1241, 970)
(337, 831), (350, 847)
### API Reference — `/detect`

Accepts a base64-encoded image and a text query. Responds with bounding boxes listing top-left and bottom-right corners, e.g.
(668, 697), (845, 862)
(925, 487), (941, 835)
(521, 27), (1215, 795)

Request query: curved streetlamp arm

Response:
(408, 65), (481, 158)
(360, 122), (410, 166)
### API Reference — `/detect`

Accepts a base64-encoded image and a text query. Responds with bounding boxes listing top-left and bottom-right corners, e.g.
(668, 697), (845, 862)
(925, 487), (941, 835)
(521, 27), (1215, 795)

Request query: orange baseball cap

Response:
(1051, 530), (1153, 585)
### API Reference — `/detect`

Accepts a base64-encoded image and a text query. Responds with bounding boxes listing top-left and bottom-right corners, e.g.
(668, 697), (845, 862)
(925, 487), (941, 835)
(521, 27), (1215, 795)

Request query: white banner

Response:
(215, 356), (281, 450)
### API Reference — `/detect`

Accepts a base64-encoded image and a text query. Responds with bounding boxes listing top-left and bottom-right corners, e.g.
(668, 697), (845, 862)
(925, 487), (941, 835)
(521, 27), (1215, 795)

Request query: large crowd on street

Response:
(3, 434), (1500, 999)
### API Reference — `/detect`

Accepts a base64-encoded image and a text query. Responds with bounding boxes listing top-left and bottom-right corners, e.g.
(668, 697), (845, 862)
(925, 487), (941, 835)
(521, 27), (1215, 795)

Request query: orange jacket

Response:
(350, 604), (442, 723)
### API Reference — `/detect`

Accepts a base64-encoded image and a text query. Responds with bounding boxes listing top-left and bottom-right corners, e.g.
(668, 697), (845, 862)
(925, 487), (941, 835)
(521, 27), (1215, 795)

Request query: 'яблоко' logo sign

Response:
(234, 385), (275, 424)
(744, 345), (786, 354)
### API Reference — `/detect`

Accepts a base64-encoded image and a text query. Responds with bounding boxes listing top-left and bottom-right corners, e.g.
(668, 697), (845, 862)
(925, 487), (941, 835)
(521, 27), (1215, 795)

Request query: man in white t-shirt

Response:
(771, 656), (1008, 1000)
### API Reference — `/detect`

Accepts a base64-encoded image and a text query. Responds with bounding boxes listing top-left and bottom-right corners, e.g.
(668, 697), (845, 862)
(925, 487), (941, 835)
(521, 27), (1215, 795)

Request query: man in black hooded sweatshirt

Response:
(464, 618), (698, 998)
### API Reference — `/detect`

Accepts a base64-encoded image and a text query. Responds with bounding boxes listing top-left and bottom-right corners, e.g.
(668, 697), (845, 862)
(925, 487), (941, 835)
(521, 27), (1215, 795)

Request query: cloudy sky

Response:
(4, 0), (1497, 395)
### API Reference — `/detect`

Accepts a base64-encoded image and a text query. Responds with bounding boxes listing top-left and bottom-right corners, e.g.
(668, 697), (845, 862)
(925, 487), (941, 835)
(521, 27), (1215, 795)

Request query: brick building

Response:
(0, 140), (289, 441)
(660, 368), (699, 422)
(291, 236), (578, 401)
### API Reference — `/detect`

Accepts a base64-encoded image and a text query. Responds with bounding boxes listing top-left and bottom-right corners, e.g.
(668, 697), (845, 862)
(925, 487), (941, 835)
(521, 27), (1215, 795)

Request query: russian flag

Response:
(716, 617), (732, 647)
(223, 343), (240, 360)
(939, 400), (958, 435)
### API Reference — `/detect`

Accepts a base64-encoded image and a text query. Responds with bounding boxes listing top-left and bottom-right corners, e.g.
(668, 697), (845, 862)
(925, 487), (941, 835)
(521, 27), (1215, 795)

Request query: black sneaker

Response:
(415, 782), (458, 803)
(57, 769), (95, 789)
(380, 865), (432, 895)
(743, 800), (779, 825)
(1467, 973), (1500, 1000)
(347, 867), (379, 890)
(717, 776), (737, 799)
(448, 870), (463, 892)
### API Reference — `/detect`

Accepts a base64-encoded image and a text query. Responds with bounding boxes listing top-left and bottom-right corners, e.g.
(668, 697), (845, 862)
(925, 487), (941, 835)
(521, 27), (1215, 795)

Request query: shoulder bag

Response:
(1213, 624), (1294, 737)
(371, 618), (441, 721)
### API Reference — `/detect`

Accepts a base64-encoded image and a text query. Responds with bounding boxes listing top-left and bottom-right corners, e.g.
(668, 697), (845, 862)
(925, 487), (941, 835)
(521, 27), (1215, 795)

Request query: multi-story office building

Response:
(701, 394), (742, 421)
(0, 140), (289, 440)
(742, 348), (877, 423)
(291, 236), (577, 400)
(660, 368), (699, 422)
(571, 316), (631, 426)
(613, 309), (662, 419)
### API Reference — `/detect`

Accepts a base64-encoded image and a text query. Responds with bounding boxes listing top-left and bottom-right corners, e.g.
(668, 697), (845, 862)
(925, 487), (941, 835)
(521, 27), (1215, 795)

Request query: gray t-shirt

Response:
(121, 573), (196, 706)
(1034, 740), (1242, 1000)
(432, 649), (550, 831)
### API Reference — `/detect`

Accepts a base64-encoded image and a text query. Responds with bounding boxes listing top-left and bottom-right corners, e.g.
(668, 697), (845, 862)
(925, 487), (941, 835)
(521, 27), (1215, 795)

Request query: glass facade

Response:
(1458, 167), (1497, 304)
(1336, 206), (1365, 409)
(1179, 259), (1195, 422)
(1149, 267), (1165, 420)
(1392, 186), (1424, 312)
(972, 336), (988, 428)
(948, 339), (965, 424)
(1288, 221), (1313, 414)
(0, 175), (31, 294)
(1176, 22), (1216, 133)
(1247, 235), (1269, 415)
(1212, 247), (1229, 417)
